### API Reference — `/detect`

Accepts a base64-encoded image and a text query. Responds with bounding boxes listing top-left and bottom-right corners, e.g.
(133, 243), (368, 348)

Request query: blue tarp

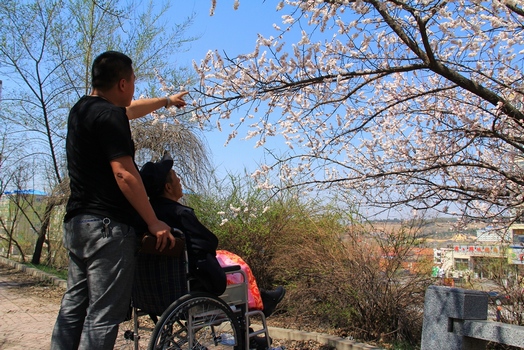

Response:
(3, 189), (47, 196)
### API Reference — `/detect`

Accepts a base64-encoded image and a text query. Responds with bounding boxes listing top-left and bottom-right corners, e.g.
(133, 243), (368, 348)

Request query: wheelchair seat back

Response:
(132, 251), (187, 316)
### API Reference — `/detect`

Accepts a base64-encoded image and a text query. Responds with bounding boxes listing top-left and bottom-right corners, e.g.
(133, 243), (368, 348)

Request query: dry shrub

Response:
(187, 178), (432, 347)
(270, 219), (433, 346)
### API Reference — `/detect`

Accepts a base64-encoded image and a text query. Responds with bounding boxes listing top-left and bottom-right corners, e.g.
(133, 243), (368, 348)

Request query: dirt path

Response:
(0, 264), (62, 349)
(0, 264), (152, 350)
(0, 262), (366, 350)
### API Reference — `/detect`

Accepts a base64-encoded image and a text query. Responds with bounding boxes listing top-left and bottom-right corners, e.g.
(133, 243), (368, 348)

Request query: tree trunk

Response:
(31, 203), (53, 265)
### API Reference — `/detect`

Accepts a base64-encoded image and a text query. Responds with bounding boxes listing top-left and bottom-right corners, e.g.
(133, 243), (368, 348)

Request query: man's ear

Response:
(118, 78), (126, 91)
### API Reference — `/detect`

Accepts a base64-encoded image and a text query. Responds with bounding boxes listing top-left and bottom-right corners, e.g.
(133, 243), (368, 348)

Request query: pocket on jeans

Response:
(72, 216), (104, 235)
(64, 215), (105, 251)
(111, 223), (133, 238)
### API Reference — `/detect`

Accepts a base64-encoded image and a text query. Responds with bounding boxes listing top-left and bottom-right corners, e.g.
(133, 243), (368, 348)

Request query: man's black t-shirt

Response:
(65, 95), (139, 225)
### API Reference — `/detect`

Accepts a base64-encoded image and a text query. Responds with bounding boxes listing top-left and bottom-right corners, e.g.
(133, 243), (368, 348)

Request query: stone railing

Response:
(421, 285), (524, 349)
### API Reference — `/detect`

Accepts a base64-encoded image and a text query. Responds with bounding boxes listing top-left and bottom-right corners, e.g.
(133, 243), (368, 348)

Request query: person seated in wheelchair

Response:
(138, 152), (285, 318)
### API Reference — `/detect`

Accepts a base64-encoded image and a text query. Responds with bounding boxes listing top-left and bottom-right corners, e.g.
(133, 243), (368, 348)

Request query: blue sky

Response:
(0, 1), (289, 183)
(172, 2), (283, 66)
(169, 1), (286, 177)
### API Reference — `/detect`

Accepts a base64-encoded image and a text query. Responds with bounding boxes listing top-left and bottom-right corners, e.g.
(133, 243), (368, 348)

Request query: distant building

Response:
(507, 222), (524, 265)
(475, 226), (509, 243)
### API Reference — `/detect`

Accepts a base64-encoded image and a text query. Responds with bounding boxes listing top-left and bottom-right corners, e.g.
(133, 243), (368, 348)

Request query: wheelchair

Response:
(125, 229), (272, 350)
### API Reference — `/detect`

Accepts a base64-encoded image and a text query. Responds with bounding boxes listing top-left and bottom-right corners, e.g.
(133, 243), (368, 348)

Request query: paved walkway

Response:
(0, 263), (61, 349)
(0, 257), (381, 350)
(0, 259), (142, 350)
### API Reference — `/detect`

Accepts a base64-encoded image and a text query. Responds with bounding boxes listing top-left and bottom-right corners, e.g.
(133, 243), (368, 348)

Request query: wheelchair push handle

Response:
(139, 228), (185, 257)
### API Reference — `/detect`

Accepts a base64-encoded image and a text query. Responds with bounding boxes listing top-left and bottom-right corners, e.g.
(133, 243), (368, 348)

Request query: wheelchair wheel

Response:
(148, 292), (243, 350)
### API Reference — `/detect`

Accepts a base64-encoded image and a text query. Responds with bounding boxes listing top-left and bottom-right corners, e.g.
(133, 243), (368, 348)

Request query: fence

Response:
(421, 285), (524, 349)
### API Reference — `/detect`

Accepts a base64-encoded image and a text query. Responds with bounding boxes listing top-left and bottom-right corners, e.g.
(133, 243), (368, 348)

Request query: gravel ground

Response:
(0, 264), (333, 350)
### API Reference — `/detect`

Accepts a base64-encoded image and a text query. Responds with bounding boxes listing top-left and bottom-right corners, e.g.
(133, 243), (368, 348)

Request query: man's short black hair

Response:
(91, 51), (133, 91)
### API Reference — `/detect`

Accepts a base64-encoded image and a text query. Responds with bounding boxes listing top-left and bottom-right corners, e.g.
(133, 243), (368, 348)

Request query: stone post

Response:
(421, 285), (488, 350)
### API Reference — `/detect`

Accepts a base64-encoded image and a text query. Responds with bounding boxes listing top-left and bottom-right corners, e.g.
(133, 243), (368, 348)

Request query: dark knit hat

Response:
(139, 152), (174, 198)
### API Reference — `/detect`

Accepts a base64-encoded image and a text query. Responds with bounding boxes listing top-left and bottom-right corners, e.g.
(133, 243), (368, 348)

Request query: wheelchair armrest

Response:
(222, 265), (241, 273)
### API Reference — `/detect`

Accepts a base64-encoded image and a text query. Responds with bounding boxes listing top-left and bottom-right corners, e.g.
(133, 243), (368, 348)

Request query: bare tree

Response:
(0, 0), (209, 263)
(0, 163), (41, 261)
(193, 0), (524, 223)
(0, 202), (26, 261)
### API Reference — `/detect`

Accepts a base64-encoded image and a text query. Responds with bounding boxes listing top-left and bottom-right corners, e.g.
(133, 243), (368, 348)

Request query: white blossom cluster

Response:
(198, 0), (524, 221)
(217, 200), (270, 226)
(149, 69), (188, 124)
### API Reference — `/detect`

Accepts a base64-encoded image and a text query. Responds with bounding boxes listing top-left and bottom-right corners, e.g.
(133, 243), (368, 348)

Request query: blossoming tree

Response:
(194, 0), (524, 222)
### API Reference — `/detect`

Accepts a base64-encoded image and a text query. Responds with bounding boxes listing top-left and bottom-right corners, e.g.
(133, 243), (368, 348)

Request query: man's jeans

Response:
(50, 214), (137, 350)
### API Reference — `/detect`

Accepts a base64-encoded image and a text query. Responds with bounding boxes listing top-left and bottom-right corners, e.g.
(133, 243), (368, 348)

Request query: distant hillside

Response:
(369, 218), (483, 240)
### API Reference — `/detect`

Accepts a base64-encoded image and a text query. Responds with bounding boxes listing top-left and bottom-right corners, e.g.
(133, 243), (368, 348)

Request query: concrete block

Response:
(421, 285), (488, 350)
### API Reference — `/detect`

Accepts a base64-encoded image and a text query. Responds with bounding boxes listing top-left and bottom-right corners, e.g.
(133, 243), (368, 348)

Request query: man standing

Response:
(51, 51), (187, 350)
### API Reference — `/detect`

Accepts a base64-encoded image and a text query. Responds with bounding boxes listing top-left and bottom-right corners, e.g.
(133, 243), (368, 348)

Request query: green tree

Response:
(0, 0), (209, 264)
